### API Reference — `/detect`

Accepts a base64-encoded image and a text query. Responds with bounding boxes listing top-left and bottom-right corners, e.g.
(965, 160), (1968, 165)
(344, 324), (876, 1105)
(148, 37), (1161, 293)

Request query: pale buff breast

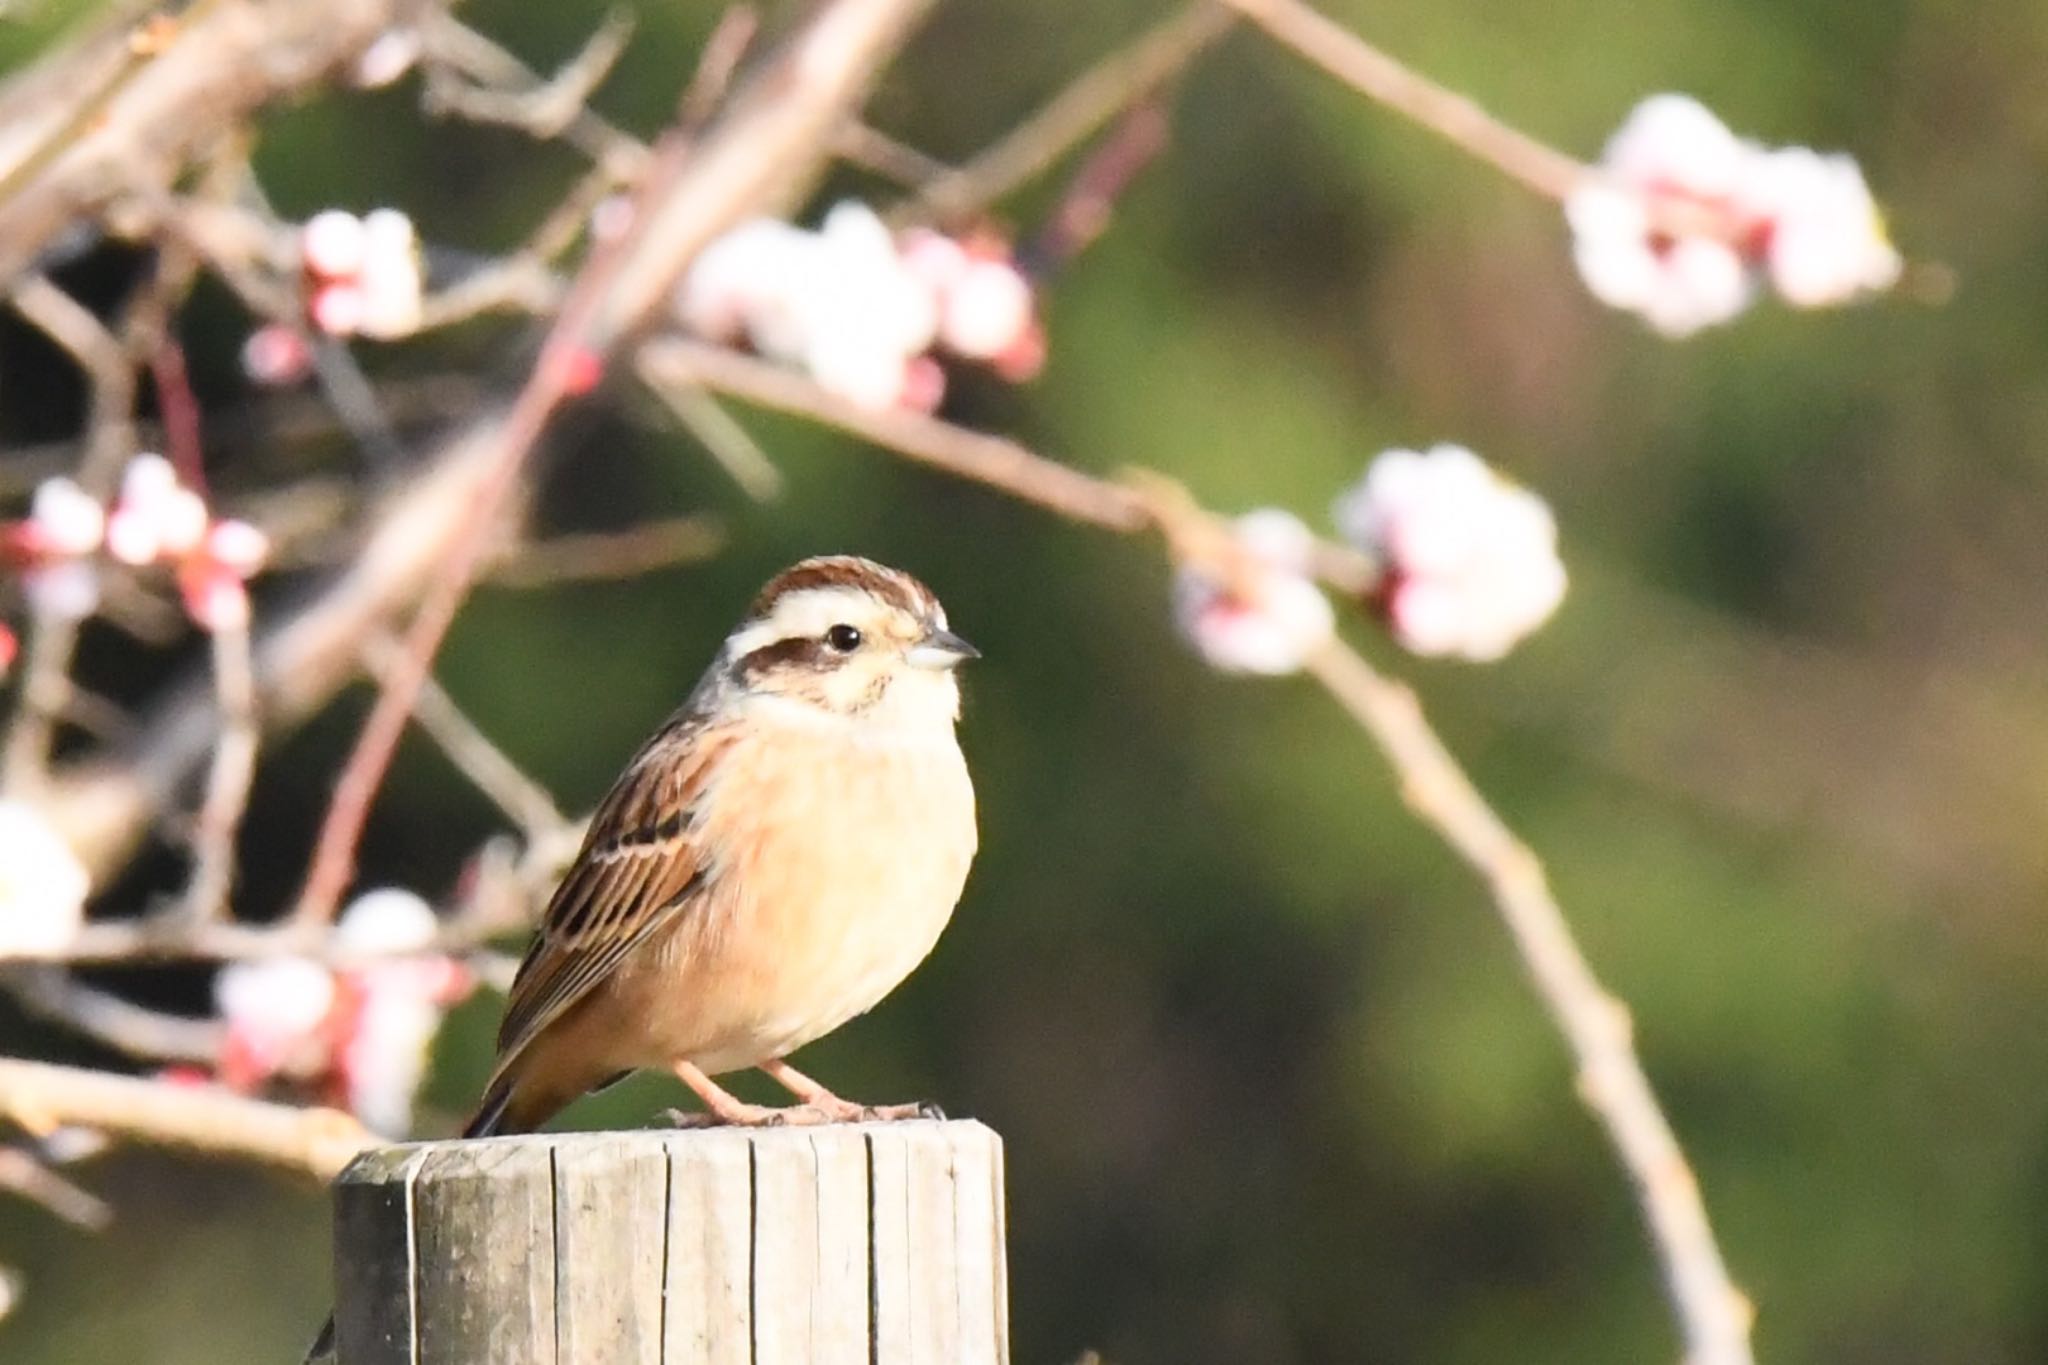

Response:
(615, 718), (976, 1075)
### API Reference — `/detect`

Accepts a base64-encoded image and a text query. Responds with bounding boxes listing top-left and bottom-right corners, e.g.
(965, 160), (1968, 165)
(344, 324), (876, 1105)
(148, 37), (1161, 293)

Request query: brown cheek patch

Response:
(736, 634), (829, 680)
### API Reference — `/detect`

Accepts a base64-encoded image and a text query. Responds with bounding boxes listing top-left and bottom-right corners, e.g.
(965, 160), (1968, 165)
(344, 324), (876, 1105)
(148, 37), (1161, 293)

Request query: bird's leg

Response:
(760, 1058), (940, 1122)
(668, 1060), (810, 1127)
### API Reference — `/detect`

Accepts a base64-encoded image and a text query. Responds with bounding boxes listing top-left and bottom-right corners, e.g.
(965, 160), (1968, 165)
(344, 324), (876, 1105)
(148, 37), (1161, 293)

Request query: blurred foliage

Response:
(5, 0), (2048, 1361)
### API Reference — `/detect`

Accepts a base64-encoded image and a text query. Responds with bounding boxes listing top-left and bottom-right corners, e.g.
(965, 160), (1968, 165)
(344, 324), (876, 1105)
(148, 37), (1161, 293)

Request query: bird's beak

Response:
(906, 627), (980, 670)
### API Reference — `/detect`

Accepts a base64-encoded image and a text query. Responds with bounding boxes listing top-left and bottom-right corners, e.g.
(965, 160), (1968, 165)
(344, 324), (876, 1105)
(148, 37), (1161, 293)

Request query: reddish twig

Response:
(146, 336), (205, 492)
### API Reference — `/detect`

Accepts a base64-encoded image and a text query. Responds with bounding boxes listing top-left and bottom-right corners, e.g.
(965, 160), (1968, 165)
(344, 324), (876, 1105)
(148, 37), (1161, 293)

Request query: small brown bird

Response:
(471, 553), (980, 1135)
(310, 557), (978, 1357)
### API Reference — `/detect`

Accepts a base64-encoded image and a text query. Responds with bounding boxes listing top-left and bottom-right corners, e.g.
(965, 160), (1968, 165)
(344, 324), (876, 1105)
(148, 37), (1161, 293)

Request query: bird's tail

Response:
(300, 1090), (518, 1361)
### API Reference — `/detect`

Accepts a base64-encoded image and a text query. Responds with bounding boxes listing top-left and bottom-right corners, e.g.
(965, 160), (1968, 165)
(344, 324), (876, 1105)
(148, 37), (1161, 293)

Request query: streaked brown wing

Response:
(490, 716), (737, 1072)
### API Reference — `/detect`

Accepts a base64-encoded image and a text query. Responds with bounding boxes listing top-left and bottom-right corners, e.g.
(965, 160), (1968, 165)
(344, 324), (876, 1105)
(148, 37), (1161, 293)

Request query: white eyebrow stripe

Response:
(724, 586), (888, 661)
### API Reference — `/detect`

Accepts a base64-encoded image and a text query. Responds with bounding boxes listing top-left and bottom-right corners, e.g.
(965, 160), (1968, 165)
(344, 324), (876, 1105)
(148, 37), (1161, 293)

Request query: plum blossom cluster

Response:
(1172, 509), (1336, 675)
(1334, 445), (1567, 662)
(679, 201), (1043, 411)
(2, 456), (269, 637)
(210, 889), (475, 1136)
(0, 801), (90, 959)
(1173, 446), (1566, 672)
(299, 208), (425, 342)
(1567, 94), (1901, 337)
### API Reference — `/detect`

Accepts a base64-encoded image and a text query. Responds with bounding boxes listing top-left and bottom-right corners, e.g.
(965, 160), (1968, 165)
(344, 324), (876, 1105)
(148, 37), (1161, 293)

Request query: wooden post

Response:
(331, 1120), (1008, 1365)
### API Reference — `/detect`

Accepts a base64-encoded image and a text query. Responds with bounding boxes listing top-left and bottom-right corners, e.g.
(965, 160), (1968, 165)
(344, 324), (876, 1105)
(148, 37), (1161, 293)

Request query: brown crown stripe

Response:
(748, 555), (938, 622)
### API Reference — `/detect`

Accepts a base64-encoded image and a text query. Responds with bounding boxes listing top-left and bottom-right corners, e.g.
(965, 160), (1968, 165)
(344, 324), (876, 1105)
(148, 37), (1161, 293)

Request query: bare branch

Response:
(0, 1057), (374, 1179)
(0, 0), (416, 286)
(421, 10), (635, 144)
(360, 631), (567, 841)
(1221, 0), (1587, 201)
(182, 622), (258, 922)
(905, 2), (1236, 226)
(0, 1147), (112, 1230)
(832, 122), (955, 187)
(634, 362), (786, 501)
(418, 11), (648, 177)
(2, 965), (223, 1063)
(485, 516), (725, 588)
(1302, 639), (1755, 1365)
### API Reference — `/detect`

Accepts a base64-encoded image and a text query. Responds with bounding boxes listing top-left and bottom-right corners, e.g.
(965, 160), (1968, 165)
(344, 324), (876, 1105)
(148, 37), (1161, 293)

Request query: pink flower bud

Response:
(309, 281), (367, 337)
(204, 519), (270, 577)
(240, 325), (314, 386)
(180, 566), (250, 633)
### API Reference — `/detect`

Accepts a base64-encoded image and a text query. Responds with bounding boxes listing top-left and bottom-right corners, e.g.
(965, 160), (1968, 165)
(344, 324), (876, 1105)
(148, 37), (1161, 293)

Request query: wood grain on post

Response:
(330, 1120), (1007, 1365)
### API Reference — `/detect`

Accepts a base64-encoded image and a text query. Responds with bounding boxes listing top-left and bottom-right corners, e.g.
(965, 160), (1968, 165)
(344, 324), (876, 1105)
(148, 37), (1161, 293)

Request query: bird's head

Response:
(722, 556), (977, 729)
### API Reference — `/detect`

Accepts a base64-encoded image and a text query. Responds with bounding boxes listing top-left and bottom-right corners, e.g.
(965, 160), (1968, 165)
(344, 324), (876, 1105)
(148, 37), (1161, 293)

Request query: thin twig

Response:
(0, 1057), (373, 1179)
(1029, 102), (1174, 272)
(2, 966), (223, 1063)
(905, 1), (1237, 225)
(1301, 638), (1754, 1365)
(832, 122), (955, 187)
(0, 1147), (112, 1230)
(640, 336), (1150, 529)
(633, 361), (785, 500)
(182, 622), (258, 922)
(1222, 0), (1586, 201)
(485, 516), (725, 588)
(636, 336), (1382, 595)
(1, 274), (136, 795)
(419, 12), (648, 177)
(360, 631), (567, 840)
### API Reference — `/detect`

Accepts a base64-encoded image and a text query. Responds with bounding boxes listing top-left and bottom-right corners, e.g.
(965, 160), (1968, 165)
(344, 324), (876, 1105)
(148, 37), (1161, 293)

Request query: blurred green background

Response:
(6, 0), (2048, 1361)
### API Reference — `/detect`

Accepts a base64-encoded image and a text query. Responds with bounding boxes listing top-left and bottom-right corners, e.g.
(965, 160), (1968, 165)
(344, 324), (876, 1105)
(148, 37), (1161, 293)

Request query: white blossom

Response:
(1568, 93), (1899, 334)
(1566, 183), (1754, 337)
(1172, 509), (1335, 675)
(1739, 147), (1900, 306)
(215, 957), (337, 1082)
(28, 478), (104, 557)
(302, 209), (423, 340)
(336, 887), (440, 955)
(106, 454), (207, 566)
(1334, 445), (1566, 662)
(0, 802), (88, 957)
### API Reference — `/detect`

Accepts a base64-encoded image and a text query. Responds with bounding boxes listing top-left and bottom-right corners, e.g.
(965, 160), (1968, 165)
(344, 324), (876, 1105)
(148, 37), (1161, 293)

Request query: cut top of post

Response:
(330, 1119), (1007, 1365)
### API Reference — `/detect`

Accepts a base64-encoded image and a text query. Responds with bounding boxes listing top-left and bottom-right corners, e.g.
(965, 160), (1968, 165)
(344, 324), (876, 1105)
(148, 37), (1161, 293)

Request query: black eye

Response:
(825, 624), (863, 652)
